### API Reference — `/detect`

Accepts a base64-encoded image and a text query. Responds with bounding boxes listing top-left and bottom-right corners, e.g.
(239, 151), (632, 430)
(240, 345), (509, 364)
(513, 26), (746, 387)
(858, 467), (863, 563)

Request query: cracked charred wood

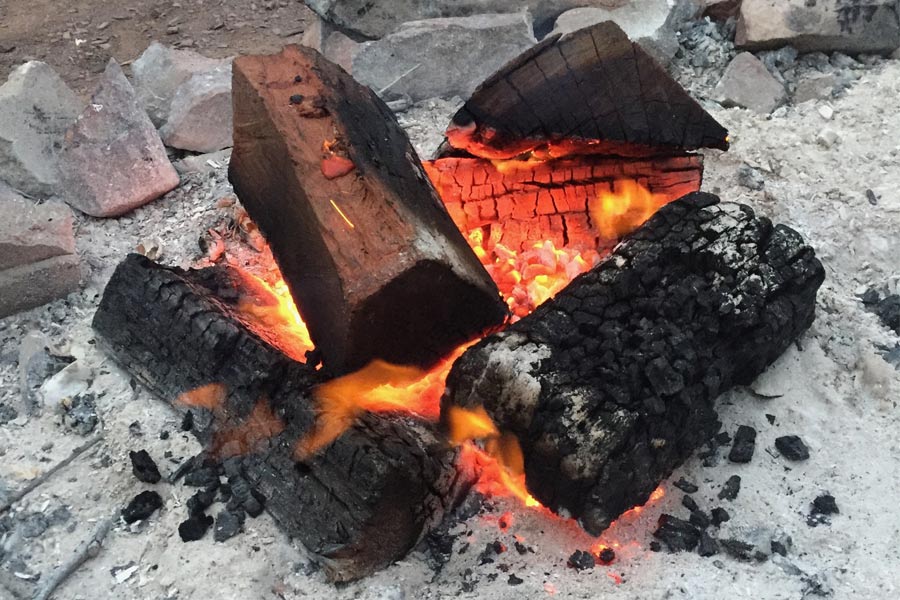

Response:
(228, 45), (507, 376)
(424, 153), (703, 252)
(438, 21), (730, 160)
(92, 254), (462, 582)
(443, 193), (825, 536)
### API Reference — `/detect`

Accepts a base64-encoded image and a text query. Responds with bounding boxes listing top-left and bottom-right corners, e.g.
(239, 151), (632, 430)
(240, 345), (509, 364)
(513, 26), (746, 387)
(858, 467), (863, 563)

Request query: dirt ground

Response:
(0, 0), (315, 96)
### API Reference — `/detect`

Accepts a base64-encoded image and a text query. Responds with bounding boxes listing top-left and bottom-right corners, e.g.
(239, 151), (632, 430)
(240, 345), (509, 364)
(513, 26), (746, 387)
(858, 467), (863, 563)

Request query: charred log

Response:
(443, 193), (824, 535)
(424, 153), (703, 251)
(92, 255), (462, 582)
(228, 45), (507, 375)
(440, 21), (729, 160)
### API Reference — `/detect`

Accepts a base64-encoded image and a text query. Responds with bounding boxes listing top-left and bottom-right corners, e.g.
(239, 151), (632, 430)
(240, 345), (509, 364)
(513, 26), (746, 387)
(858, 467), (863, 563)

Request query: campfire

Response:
(91, 22), (824, 582)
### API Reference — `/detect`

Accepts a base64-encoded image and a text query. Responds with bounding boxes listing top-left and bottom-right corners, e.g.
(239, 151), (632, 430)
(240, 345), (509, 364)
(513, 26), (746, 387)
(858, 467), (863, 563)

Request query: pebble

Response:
(818, 105), (834, 120)
(816, 128), (840, 148)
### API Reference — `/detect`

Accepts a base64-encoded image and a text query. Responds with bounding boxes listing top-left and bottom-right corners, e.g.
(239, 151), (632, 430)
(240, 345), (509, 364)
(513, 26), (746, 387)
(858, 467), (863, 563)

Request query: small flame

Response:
(446, 405), (499, 445)
(589, 179), (666, 240)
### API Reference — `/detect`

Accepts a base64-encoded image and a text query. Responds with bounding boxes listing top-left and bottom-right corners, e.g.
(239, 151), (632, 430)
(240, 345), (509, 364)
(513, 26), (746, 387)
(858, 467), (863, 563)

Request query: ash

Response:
(2, 41), (900, 600)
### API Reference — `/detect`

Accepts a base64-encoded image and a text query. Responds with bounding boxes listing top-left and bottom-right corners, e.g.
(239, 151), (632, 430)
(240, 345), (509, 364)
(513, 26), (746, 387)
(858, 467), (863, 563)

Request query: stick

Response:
(32, 516), (115, 600)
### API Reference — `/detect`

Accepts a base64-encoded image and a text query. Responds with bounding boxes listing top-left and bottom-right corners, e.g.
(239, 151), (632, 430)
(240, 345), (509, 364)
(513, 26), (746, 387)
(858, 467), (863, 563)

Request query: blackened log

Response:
(442, 193), (824, 535)
(440, 21), (729, 160)
(424, 153), (703, 251)
(228, 45), (507, 375)
(92, 254), (462, 582)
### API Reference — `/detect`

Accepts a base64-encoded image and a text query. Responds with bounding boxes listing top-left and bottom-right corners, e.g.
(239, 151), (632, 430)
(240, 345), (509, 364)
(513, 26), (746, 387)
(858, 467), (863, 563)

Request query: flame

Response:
(234, 271), (314, 363)
(589, 179), (666, 240)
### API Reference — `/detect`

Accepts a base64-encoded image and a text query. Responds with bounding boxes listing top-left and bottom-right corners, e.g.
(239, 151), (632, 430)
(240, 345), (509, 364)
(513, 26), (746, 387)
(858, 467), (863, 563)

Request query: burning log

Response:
(92, 255), (462, 582)
(443, 193), (825, 536)
(228, 45), (507, 375)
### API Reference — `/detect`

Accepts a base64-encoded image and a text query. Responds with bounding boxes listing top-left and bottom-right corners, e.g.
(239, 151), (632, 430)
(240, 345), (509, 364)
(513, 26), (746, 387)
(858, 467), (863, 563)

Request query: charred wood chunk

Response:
(92, 255), (462, 582)
(228, 45), (506, 375)
(443, 192), (825, 535)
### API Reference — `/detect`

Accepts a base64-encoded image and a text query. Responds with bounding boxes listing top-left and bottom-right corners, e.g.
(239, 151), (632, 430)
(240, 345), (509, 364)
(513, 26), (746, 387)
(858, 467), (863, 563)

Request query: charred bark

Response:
(92, 255), (462, 582)
(440, 21), (730, 160)
(228, 45), (507, 375)
(443, 193), (824, 535)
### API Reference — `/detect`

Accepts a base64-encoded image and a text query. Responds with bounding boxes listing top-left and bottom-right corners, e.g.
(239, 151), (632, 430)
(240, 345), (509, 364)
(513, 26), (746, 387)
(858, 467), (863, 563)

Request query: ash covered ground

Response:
(1, 15), (900, 600)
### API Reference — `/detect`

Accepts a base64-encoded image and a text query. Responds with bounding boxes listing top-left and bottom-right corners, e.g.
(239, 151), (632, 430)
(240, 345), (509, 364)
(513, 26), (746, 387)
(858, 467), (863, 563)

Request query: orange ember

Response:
(589, 179), (666, 240)
(233, 271), (314, 363)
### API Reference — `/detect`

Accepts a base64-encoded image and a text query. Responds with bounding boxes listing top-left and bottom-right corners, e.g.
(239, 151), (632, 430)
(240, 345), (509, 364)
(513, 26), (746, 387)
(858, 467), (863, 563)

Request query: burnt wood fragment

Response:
(443, 193), (824, 535)
(228, 45), (507, 375)
(93, 255), (462, 582)
(441, 21), (729, 160)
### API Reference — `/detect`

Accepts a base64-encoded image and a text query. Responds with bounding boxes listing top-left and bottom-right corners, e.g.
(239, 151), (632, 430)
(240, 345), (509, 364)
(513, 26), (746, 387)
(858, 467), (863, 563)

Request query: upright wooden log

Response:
(228, 45), (507, 375)
(439, 21), (730, 160)
(443, 193), (825, 535)
(92, 255), (463, 582)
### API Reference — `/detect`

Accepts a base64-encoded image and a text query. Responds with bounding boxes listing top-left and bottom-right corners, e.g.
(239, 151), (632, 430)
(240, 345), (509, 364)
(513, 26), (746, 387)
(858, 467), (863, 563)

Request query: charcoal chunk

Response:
(184, 466), (219, 488)
(181, 410), (194, 431)
(129, 449), (162, 483)
(214, 510), (244, 542)
(673, 478), (699, 493)
(775, 435), (810, 461)
(187, 489), (216, 516)
(711, 507), (731, 526)
(728, 425), (757, 463)
(596, 547), (615, 564)
(122, 490), (163, 523)
(720, 538), (754, 561)
(178, 514), (214, 542)
(813, 494), (839, 515)
(653, 514), (701, 552)
(567, 549), (595, 570)
(690, 510), (711, 529)
(507, 574), (523, 586)
(771, 537), (791, 556)
(682, 495), (699, 512)
(718, 475), (741, 501)
(697, 531), (719, 557)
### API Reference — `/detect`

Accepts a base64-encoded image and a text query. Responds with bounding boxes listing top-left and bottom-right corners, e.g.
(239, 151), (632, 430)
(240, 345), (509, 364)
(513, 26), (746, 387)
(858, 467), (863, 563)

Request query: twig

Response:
(32, 516), (115, 600)
(0, 435), (103, 514)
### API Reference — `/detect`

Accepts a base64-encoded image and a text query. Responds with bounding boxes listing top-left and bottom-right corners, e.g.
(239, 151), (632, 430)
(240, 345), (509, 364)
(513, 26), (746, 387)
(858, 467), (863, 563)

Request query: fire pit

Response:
(91, 22), (823, 582)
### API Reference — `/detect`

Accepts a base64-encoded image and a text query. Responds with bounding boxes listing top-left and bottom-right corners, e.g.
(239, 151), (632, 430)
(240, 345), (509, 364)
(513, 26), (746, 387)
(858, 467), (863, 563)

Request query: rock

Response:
(159, 63), (233, 152)
(715, 52), (787, 114)
(352, 13), (536, 102)
(122, 490), (163, 523)
(653, 514), (702, 552)
(323, 31), (362, 74)
(178, 514), (214, 542)
(567, 549), (595, 570)
(0, 187), (75, 271)
(697, 531), (719, 557)
(736, 0), (900, 55)
(703, 0), (740, 20)
(728, 425), (757, 463)
(131, 41), (229, 127)
(551, 0), (680, 65)
(18, 330), (74, 414)
(129, 449), (162, 483)
(0, 254), (81, 318)
(58, 60), (180, 217)
(213, 510), (244, 542)
(816, 128), (840, 148)
(774, 435), (810, 461)
(61, 393), (99, 435)
(711, 507), (731, 526)
(818, 105), (834, 120)
(0, 62), (80, 197)
(718, 475), (741, 501)
(173, 149), (232, 175)
(737, 164), (765, 190)
(793, 73), (838, 103)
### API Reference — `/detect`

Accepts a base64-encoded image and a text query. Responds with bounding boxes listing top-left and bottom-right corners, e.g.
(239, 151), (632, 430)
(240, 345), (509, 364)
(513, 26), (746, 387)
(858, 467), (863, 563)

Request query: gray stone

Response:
(173, 148), (232, 175)
(58, 60), (180, 217)
(552, 0), (680, 65)
(300, 15), (363, 74)
(736, 0), (900, 55)
(0, 187), (75, 271)
(0, 62), (80, 197)
(715, 52), (787, 114)
(159, 64), (233, 152)
(131, 41), (229, 128)
(703, 0), (741, 20)
(353, 12), (536, 102)
(0, 254), (81, 318)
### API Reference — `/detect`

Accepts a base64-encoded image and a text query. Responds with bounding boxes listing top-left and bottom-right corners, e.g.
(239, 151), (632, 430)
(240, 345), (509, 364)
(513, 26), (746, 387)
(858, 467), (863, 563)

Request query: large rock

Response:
(131, 41), (230, 128)
(353, 12), (536, 102)
(0, 62), (80, 198)
(0, 185), (75, 271)
(0, 255), (82, 318)
(159, 63), (233, 152)
(305, 0), (630, 39)
(736, 0), (900, 54)
(551, 0), (682, 65)
(715, 52), (787, 114)
(58, 60), (180, 218)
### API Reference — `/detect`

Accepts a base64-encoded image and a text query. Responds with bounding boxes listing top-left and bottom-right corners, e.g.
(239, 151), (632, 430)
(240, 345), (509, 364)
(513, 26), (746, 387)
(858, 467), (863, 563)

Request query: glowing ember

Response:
(589, 179), (666, 240)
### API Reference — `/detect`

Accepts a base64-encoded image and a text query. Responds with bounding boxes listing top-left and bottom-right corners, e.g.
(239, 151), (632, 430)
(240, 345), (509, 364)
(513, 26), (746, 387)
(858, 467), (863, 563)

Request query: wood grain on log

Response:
(92, 255), (462, 582)
(424, 154), (703, 251)
(443, 193), (824, 535)
(228, 45), (507, 375)
(440, 21), (729, 160)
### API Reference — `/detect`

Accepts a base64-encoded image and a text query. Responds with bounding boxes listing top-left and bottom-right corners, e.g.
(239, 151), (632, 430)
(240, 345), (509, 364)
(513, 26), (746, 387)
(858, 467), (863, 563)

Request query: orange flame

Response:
(234, 271), (314, 363)
(589, 179), (666, 240)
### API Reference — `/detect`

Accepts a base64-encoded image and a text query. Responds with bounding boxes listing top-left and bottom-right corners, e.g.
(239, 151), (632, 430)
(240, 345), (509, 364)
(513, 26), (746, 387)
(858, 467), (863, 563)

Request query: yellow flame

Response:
(589, 179), (665, 240)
